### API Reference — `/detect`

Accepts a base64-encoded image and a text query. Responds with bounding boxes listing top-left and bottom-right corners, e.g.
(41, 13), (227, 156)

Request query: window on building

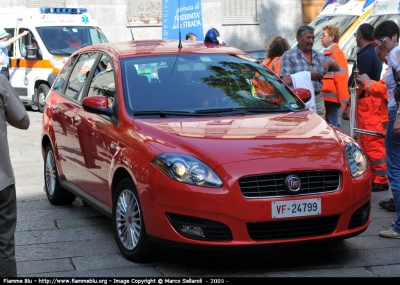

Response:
(126, 0), (162, 26)
(27, 0), (65, 7)
(222, 0), (258, 25)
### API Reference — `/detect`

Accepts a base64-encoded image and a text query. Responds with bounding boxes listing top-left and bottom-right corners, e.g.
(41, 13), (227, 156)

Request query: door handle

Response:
(52, 104), (58, 112)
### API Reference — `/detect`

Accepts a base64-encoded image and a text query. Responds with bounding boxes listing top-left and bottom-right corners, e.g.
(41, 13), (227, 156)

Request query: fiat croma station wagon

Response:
(41, 39), (371, 262)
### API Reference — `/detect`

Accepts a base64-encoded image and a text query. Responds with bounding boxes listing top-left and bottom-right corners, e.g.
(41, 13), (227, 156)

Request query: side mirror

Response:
(293, 88), (312, 103)
(82, 95), (114, 116)
(25, 45), (37, 61)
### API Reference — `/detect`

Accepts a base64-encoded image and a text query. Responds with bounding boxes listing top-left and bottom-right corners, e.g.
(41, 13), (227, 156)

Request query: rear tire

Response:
(37, 84), (49, 113)
(112, 178), (158, 262)
(44, 145), (76, 205)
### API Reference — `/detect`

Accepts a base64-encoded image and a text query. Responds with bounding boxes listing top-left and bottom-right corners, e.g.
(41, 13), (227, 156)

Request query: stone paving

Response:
(8, 110), (400, 277)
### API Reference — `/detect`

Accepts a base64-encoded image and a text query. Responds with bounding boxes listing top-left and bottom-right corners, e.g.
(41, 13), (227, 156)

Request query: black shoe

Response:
(385, 203), (397, 212)
(379, 198), (394, 208)
(372, 183), (389, 192)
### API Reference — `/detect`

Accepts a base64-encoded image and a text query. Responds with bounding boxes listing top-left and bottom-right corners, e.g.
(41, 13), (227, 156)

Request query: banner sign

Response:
(162, 0), (204, 41)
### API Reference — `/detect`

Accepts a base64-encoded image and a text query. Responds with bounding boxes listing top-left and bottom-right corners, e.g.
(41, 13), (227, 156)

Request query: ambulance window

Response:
(89, 27), (109, 45)
(53, 55), (78, 93)
(64, 52), (98, 101)
(18, 29), (30, 58)
(1, 29), (14, 57)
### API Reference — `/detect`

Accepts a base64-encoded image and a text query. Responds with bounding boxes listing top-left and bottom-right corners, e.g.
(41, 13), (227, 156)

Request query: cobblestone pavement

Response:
(8, 110), (400, 278)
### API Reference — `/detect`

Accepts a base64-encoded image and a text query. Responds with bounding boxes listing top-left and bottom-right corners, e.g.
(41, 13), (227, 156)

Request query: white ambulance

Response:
(290, 0), (375, 52)
(1, 7), (109, 112)
(341, 0), (400, 69)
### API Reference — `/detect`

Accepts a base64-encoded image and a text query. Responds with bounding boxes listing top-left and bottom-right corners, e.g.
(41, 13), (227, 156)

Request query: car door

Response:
(73, 54), (118, 207)
(50, 52), (98, 183)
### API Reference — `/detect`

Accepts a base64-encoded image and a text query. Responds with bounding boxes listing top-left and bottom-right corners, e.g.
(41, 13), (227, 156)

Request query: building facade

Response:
(3, 0), (324, 51)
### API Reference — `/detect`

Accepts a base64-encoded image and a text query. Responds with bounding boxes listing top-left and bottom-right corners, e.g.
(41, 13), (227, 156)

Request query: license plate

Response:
(272, 198), (321, 218)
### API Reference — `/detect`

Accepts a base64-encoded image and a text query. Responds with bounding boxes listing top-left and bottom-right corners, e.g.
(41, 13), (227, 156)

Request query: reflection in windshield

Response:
(121, 54), (307, 117)
(36, 26), (108, 55)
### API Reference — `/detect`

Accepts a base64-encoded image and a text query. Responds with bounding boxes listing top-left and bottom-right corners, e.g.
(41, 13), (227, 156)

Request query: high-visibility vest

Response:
(321, 44), (350, 109)
(262, 56), (281, 77)
(65, 39), (82, 48)
(362, 69), (389, 133)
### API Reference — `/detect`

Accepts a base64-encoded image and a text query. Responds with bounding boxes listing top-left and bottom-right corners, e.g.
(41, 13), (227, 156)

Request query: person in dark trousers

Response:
(0, 74), (30, 276)
(342, 23), (388, 193)
(373, 20), (400, 238)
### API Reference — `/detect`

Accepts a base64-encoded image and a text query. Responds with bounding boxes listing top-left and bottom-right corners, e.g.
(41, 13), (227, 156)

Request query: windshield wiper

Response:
(194, 107), (294, 114)
(47, 48), (74, 55)
(134, 107), (297, 118)
(241, 107), (292, 112)
(194, 108), (252, 115)
(133, 110), (195, 117)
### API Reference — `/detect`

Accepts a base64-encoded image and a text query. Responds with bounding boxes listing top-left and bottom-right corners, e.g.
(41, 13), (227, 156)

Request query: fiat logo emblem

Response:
(284, 175), (301, 194)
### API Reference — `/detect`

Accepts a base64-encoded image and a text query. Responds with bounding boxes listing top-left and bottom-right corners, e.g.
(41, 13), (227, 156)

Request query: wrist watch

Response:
(397, 110), (400, 115)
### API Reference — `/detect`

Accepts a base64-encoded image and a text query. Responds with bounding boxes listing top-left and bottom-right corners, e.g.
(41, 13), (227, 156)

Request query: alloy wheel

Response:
(116, 189), (141, 250)
(45, 150), (56, 196)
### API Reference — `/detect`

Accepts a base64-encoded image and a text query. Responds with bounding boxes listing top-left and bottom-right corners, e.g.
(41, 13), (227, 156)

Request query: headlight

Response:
(152, 153), (223, 188)
(345, 142), (367, 177)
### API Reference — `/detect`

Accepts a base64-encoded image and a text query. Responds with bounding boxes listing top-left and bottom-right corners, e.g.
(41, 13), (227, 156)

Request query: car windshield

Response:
(290, 15), (358, 52)
(36, 26), (108, 56)
(121, 54), (306, 117)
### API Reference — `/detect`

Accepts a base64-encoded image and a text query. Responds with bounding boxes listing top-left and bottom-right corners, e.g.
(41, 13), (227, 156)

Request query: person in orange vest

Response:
(64, 28), (82, 48)
(251, 36), (290, 104)
(320, 25), (350, 127)
(342, 23), (388, 192)
(262, 36), (290, 77)
(357, 45), (395, 210)
(356, 45), (389, 133)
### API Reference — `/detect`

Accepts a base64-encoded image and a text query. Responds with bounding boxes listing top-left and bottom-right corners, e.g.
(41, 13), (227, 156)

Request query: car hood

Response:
(134, 110), (347, 168)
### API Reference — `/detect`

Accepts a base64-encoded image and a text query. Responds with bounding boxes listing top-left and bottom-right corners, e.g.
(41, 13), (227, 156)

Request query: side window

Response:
(87, 55), (115, 108)
(18, 29), (30, 57)
(53, 55), (78, 93)
(64, 52), (98, 101)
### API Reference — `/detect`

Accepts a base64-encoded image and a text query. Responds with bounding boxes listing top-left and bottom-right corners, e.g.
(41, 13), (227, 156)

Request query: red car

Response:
(41, 40), (371, 262)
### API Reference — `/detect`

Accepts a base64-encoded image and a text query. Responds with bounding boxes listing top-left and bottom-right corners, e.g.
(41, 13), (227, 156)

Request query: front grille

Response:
(166, 213), (232, 241)
(247, 215), (339, 241)
(239, 171), (340, 198)
(348, 201), (370, 229)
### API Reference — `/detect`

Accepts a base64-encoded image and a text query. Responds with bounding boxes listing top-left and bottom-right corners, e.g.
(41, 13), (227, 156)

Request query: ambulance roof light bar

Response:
(322, 0), (337, 10)
(363, 0), (375, 9)
(39, 8), (88, 14)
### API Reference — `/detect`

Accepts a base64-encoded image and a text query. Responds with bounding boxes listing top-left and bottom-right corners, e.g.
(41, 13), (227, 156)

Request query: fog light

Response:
(361, 208), (369, 224)
(179, 225), (205, 238)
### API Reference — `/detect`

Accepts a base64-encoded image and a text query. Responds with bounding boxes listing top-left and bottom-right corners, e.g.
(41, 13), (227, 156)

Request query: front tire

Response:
(37, 84), (49, 113)
(44, 145), (76, 205)
(112, 178), (157, 262)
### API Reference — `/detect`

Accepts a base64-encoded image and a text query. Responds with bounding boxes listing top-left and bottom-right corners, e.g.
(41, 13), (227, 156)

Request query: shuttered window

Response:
(27, 0), (65, 7)
(222, 0), (258, 25)
(126, 0), (162, 26)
